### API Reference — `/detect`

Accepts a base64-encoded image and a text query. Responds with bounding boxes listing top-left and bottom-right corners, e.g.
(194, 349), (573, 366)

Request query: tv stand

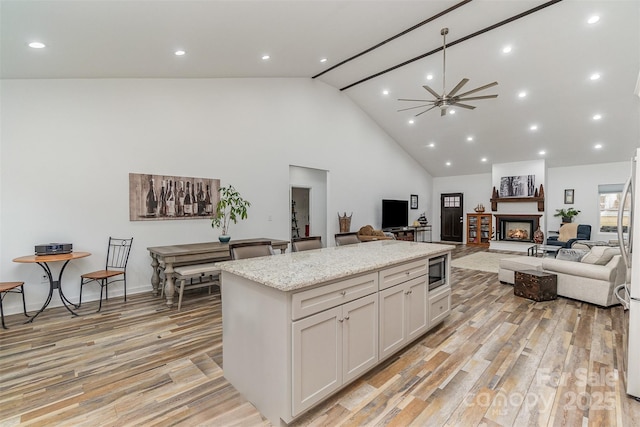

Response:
(386, 226), (432, 242)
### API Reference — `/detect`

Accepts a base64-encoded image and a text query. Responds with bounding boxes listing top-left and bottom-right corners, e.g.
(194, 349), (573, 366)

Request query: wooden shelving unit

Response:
(467, 213), (493, 247)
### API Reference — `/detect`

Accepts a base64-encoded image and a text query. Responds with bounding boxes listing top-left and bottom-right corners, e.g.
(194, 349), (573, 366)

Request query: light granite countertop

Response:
(217, 240), (455, 292)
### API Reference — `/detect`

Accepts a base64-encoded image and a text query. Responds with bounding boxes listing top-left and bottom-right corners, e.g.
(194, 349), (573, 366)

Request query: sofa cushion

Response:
(556, 248), (588, 262)
(499, 256), (544, 272)
(542, 256), (618, 282)
(558, 223), (578, 242)
(581, 246), (619, 265)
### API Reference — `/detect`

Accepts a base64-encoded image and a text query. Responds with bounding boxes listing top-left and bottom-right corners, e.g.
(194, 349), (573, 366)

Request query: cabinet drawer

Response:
(379, 259), (427, 290)
(429, 287), (451, 325)
(292, 273), (378, 320)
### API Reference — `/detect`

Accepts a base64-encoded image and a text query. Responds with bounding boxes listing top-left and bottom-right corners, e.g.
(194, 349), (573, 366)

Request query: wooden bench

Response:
(172, 263), (220, 311)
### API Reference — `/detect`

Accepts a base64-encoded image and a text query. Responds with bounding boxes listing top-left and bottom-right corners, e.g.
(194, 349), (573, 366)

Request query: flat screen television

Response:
(382, 199), (408, 230)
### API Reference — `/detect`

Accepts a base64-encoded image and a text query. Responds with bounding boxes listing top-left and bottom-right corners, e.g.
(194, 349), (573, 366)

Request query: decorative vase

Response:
(533, 226), (544, 244)
(219, 235), (231, 243)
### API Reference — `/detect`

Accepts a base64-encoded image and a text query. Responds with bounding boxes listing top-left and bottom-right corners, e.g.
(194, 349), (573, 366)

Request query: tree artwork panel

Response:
(499, 175), (535, 197)
(129, 173), (220, 221)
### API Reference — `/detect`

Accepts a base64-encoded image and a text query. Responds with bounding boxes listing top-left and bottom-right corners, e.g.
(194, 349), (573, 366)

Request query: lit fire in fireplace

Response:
(507, 229), (529, 240)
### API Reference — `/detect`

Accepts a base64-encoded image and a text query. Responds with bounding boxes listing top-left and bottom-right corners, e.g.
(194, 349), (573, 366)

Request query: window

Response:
(599, 184), (630, 233)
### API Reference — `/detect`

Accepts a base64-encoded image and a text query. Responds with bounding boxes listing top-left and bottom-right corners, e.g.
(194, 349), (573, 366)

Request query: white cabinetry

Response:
(379, 265), (429, 360)
(292, 293), (378, 415)
(221, 245), (453, 426)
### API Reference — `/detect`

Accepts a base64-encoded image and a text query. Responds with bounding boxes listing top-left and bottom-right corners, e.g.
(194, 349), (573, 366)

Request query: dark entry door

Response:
(441, 193), (463, 242)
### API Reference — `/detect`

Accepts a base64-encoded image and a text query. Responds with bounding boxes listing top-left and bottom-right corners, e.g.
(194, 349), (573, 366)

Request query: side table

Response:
(514, 270), (557, 302)
(13, 251), (91, 321)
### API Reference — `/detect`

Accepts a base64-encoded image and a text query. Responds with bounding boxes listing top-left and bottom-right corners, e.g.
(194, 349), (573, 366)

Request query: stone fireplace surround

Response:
(494, 214), (542, 243)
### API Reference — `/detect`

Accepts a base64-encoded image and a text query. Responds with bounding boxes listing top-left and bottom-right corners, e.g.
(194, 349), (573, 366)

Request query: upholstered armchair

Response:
(546, 224), (591, 248)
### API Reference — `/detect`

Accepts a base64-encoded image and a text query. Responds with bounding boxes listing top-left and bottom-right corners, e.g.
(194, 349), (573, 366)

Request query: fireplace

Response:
(495, 214), (542, 242)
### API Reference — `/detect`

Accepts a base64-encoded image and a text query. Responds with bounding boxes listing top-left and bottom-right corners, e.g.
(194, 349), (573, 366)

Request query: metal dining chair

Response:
(79, 237), (133, 312)
(0, 281), (28, 329)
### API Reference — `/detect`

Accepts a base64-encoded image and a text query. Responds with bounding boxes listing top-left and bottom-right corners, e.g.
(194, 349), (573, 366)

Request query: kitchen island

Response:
(218, 240), (454, 426)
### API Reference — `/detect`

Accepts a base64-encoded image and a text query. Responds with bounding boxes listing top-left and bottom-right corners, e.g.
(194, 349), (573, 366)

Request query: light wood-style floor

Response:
(1, 245), (639, 426)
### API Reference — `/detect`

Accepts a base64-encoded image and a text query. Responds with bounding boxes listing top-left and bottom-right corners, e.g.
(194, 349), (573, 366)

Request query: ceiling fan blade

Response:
(397, 98), (437, 103)
(397, 104), (434, 112)
(452, 103), (476, 110)
(422, 85), (442, 99)
(456, 94), (498, 101)
(415, 105), (438, 116)
(455, 81), (498, 98)
(447, 78), (469, 97)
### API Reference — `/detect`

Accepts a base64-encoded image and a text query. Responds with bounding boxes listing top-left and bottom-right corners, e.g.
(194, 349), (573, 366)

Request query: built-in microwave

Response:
(428, 255), (447, 291)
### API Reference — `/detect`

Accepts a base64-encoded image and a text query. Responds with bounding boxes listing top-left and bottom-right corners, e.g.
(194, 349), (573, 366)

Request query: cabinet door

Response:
(379, 284), (406, 360)
(342, 294), (378, 383)
(292, 306), (342, 416)
(405, 277), (428, 341)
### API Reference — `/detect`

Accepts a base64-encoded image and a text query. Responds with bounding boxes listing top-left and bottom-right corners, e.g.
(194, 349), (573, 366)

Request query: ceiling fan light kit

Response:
(398, 28), (498, 117)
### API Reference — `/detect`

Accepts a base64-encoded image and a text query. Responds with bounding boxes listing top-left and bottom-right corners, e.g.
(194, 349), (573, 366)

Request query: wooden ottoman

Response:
(514, 270), (557, 302)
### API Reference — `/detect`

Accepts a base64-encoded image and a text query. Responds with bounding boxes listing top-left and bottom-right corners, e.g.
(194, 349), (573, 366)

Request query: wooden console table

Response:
(147, 238), (289, 307)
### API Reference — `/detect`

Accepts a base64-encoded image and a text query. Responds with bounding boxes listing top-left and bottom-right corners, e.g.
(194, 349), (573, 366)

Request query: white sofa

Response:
(498, 247), (625, 307)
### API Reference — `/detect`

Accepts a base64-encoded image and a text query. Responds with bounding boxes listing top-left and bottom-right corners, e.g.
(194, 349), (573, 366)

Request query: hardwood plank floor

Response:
(1, 245), (639, 426)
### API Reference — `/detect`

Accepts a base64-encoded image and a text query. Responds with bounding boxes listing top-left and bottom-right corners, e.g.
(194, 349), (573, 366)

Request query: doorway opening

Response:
(291, 187), (310, 240)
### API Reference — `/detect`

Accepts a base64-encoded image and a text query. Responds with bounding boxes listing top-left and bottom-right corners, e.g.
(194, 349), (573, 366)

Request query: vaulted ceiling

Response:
(2, 0), (639, 177)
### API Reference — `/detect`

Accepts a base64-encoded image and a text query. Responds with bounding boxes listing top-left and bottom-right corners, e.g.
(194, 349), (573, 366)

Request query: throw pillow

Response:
(558, 223), (578, 242)
(556, 248), (588, 262)
(581, 246), (619, 265)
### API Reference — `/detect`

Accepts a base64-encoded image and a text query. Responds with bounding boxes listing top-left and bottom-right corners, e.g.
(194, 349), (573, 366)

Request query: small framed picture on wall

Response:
(410, 194), (418, 209)
(564, 189), (574, 204)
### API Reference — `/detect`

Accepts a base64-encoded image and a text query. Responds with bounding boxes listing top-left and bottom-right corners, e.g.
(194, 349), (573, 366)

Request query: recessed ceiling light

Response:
(530, 124), (538, 131)
(262, 55), (270, 60)
(592, 114), (602, 120)
(467, 136), (473, 142)
(445, 161), (452, 166)
(594, 143), (603, 149)
(382, 89), (389, 95)
(481, 157), (488, 162)
(590, 73), (601, 81)
(518, 91), (527, 98)
(320, 58), (327, 63)
(426, 142), (435, 148)
(408, 119), (414, 125)
(502, 45), (512, 54)
(449, 109), (456, 115)
(587, 15), (600, 24)
(426, 74), (434, 80)
(539, 150), (546, 156)
(28, 41), (45, 49)
(174, 50), (186, 56)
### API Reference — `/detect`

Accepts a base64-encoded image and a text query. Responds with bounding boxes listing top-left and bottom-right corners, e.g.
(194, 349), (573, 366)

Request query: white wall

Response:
(547, 161), (629, 240)
(0, 78), (432, 315)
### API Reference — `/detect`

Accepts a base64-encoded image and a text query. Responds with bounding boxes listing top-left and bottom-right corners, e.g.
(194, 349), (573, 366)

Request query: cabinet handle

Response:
(344, 315), (349, 320)
(338, 318), (344, 322)
(341, 291), (347, 296)
(405, 271), (411, 275)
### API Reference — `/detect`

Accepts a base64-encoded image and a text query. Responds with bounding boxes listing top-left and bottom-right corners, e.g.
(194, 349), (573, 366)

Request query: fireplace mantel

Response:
(490, 184), (545, 212)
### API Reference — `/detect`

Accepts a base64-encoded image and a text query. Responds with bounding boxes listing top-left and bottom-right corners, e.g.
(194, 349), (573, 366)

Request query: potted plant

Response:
(211, 185), (251, 242)
(554, 207), (580, 223)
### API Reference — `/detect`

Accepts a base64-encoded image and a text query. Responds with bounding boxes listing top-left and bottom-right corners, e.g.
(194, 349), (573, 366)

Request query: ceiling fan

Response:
(398, 28), (498, 117)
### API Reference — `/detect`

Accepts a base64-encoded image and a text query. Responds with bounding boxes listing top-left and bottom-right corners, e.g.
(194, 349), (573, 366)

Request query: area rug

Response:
(451, 252), (509, 273)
